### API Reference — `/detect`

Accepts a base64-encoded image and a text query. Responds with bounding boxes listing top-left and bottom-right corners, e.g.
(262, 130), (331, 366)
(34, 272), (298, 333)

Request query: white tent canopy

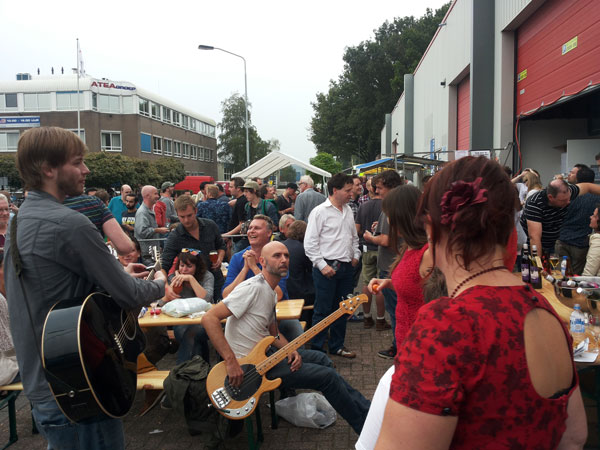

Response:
(231, 151), (331, 180)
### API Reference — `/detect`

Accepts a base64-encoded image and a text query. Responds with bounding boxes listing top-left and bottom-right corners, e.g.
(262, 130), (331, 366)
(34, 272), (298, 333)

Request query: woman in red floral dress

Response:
(375, 157), (586, 449)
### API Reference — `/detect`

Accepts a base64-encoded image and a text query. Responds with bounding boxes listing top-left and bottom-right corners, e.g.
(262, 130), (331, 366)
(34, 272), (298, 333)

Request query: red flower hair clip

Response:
(440, 177), (488, 229)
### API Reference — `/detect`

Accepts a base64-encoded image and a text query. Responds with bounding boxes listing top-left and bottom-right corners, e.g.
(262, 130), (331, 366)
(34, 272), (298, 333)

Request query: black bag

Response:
(163, 356), (227, 446)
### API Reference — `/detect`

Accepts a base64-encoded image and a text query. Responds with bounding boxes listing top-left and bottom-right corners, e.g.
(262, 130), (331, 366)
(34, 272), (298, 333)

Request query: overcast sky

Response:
(0, 0), (447, 163)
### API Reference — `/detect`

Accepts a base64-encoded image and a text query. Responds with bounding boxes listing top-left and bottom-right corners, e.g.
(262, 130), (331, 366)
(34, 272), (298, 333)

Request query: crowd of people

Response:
(1, 126), (598, 449)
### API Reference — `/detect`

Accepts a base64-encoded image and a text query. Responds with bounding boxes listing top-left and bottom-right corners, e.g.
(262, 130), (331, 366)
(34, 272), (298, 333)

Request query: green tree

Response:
(217, 93), (270, 172)
(310, 4), (450, 165)
(0, 154), (22, 189)
(308, 152), (342, 186)
(279, 166), (297, 183)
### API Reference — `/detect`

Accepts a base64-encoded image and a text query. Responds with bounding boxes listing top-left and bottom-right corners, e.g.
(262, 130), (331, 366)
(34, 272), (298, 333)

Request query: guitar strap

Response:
(9, 216), (81, 396)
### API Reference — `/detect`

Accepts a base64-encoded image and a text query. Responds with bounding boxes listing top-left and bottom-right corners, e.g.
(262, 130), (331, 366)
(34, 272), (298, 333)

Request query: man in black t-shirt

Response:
(121, 193), (138, 235)
(276, 182), (297, 216)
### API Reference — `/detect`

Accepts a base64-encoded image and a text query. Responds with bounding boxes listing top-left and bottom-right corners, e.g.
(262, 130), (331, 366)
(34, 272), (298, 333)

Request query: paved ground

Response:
(3, 316), (600, 449)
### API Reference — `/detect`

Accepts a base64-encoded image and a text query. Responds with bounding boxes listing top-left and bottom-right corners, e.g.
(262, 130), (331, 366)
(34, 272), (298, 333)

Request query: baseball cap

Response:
(243, 181), (259, 191)
(161, 181), (174, 191)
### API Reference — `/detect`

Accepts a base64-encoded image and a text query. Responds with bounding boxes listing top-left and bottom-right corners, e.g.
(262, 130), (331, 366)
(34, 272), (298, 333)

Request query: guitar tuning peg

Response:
(346, 294), (354, 299)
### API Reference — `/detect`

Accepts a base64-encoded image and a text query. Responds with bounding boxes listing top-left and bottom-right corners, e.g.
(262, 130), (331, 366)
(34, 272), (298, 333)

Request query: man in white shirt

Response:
(202, 241), (370, 434)
(304, 173), (360, 358)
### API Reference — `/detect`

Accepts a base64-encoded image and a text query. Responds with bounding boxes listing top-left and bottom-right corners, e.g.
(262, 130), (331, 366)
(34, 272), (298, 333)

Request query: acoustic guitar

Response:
(206, 294), (368, 419)
(41, 247), (161, 422)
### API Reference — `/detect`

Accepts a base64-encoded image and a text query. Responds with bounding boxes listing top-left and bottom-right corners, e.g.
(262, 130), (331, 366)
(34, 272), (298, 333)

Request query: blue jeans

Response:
(32, 399), (124, 450)
(311, 262), (355, 353)
(278, 319), (304, 342)
(379, 269), (397, 349)
(266, 348), (370, 434)
(174, 325), (209, 364)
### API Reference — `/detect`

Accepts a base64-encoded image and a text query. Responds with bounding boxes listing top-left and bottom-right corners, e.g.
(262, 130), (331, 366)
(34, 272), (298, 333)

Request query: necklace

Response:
(450, 266), (507, 298)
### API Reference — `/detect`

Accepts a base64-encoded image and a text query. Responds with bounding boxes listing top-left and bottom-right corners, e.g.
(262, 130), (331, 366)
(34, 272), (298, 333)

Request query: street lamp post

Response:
(198, 45), (250, 167)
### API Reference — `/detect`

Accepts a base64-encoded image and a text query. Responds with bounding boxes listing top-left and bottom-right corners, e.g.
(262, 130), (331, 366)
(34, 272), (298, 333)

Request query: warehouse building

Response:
(381, 0), (600, 183)
(0, 74), (218, 177)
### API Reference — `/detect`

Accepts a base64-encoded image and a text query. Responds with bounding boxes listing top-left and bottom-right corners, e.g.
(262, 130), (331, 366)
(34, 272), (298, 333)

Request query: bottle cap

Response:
(574, 303), (581, 310)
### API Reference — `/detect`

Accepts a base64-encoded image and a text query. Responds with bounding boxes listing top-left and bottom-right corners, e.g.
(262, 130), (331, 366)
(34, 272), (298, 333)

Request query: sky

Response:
(0, 0), (448, 163)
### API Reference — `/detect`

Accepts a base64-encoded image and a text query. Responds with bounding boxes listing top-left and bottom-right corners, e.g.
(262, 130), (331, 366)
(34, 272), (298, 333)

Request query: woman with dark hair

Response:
(356, 185), (432, 450)
(583, 206), (600, 276)
(283, 220), (315, 323)
(375, 157), (585, 449)
(168, 249), (213, 365)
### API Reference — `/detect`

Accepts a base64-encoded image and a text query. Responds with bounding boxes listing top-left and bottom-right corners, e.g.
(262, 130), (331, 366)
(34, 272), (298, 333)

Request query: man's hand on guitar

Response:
(163, 283), (180, 302)
(125, 263), (150, 279)
(226, 358), (244, 387)
(287, 350), (302, 372)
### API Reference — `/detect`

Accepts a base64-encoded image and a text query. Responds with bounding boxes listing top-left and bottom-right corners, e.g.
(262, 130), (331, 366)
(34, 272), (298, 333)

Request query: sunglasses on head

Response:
(181, 248), (201, 256)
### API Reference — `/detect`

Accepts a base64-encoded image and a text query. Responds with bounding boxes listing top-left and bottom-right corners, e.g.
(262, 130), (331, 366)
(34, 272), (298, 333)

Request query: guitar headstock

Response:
(338, 294), (368, 315)
(150, 246), (162, 271)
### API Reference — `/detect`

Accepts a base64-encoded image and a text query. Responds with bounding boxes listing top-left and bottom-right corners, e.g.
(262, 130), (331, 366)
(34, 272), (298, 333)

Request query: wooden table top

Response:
(139, 298), (305, 327)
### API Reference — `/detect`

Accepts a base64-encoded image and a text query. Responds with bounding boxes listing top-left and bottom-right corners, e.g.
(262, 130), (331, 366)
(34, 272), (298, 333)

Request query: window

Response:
(101, 131), (122, 152)
(153, 136), (163, 155)
(92, 92), (98, 110)
(122, 96), (133, 113)
(98, 94), (120, 113)
(182, 143), (190, 159)
(164, 138), (172, 156)
(172, 111), (181, 126)
(0, 132), (19, 152)
(173, 141), (181, 157)
(138, 98), (149, 116)
(24, 93), (51, 111)
(67, 129), (86, 143)
(162, 106), (171, 123)
(151, 102), (160, 120)
(191, 145), (198, 160)
(223, 165), (233, 180)
(182, 115), (189, 129)
(141, 133), (151, 153)
(57, 92), (84, 110)
(5, 93), (17, 109)
(190, 118), (196, 131)
(198, 147), (204, 161)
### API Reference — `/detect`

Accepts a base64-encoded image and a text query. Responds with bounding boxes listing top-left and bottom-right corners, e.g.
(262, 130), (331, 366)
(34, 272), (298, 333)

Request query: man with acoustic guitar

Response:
(202, 241), (370, 435)
(4, 127), (168, 450)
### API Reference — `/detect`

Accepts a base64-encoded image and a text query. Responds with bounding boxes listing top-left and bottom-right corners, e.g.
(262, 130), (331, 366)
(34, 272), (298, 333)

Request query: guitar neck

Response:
(255, 307), (347, 375)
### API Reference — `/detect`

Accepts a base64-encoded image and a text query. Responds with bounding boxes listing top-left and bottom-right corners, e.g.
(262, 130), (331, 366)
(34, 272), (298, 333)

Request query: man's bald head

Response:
(547, 179), (571, 208)
(260, 241), (289, 278)
(121, 184), (132, 201)
(141, 185), (159, 206)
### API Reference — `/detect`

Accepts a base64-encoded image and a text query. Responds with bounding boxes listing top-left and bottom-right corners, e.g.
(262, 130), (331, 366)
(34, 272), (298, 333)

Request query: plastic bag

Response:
(162, 298), (211, 318)
(275, 392), (337, 429)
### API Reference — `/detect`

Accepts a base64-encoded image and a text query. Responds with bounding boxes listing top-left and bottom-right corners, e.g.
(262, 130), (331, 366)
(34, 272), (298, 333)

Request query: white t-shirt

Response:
(223, 274), (277, 358)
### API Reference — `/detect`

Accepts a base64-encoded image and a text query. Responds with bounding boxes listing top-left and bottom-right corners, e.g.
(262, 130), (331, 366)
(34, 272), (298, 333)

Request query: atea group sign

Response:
(90, 79), (136, 95)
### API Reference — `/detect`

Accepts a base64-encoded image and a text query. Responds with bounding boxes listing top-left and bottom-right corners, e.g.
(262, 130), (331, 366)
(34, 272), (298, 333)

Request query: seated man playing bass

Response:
(202, 241), (370, 435)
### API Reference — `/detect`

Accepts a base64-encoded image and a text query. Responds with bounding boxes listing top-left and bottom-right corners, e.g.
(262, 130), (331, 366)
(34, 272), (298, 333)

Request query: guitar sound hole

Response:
(120, 311), (137, 340)
(225, 364), (261, 401)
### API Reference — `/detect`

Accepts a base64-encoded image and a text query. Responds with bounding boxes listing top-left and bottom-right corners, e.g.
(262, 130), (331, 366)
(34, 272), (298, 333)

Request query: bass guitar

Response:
(206, 294), (367, 419)
(41, 248), (161, 422)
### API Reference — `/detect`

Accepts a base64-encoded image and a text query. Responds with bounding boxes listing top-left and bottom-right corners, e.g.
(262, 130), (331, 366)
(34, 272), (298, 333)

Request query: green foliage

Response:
(308, 152), (342, 185)
(217, 93), (271, 172)
(0, 154), (22, 189)
(310, 3), (450, 165)
(84, 152), (185, 189)
(0, 152), (185, 191)
(279, 165), (297, 183)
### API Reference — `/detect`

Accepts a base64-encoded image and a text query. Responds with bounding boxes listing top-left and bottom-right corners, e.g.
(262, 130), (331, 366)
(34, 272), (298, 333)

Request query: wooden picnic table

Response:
(138, 298), (305, 327)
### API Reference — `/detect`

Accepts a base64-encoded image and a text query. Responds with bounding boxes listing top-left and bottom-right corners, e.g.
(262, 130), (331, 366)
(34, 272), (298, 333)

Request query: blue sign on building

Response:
(0, 116), (41, 128)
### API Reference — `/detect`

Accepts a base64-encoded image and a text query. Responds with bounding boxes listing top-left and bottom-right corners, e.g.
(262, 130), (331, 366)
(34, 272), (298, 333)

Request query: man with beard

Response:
(4, 127), (167, 450)
(202, 241), (370, 435)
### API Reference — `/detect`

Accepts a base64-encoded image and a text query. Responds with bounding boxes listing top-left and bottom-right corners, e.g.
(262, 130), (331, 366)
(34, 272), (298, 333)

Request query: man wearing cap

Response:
(277, 182), (297, 216)
(224, 181), (279, 252)
(155, 181), (179, 228)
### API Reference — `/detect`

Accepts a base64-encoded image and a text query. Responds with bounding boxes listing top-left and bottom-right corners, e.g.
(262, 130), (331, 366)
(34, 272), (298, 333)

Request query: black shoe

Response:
(377, 346), (396, 359)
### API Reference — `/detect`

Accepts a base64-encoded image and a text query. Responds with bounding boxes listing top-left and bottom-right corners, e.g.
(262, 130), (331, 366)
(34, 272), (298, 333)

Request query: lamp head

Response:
(198, 45), (215, 50)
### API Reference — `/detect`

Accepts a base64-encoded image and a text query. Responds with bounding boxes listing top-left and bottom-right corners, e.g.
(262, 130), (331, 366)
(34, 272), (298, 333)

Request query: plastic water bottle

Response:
(560, 256), (568, 278)
(570, 304), (586, 345)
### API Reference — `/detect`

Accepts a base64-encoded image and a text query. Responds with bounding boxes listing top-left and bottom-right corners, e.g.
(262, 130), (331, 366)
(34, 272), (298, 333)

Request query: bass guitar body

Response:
(42, 292), (146, 422)
(206, 335), (281, 419)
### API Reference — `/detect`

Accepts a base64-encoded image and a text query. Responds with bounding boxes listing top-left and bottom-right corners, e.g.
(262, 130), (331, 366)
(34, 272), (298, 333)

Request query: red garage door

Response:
(457, 74), (470, 150)
(516, 0), (600, 116)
